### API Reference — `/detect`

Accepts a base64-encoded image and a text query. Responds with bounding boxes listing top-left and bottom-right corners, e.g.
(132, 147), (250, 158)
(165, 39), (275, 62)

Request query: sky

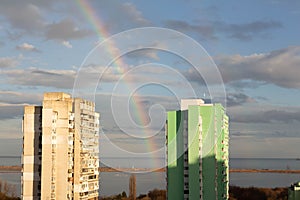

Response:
(0, 0), (300, 161)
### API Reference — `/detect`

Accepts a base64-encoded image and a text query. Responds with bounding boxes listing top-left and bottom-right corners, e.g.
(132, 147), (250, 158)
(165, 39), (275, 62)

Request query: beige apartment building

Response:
(22, 92), (99, 200)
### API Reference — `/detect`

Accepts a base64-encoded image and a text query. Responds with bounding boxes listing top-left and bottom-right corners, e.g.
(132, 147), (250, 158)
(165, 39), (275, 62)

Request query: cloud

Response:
(5, 30), (23, 40)
(2, 68), (76, 89)
(1, 65), (125, 89)
(217, 46), (300, 89)
(16, 42), (40, 52)
(121, 3), (151, 26)
(164, 20), (215, 40)
(90, 2), (151, 32)
(227, 80), (266, 90)
(0, 2), (93, 41)
(126, 49), (160, 60)
(0, 57), (19, 68)
(0, 91), (42, 120)
(0, 3), (45, 32)
(0, 103), (25, 120)
(0, 1), (150, 42)
(231, 109), (300, 124)
(0, 91), (42, 104)
(164, 19), (282, 41)
(217, 20), (282, 41)
(226, 93), (256, 107)
(62, 41), (72, 48)
(45, 18), (93, 41)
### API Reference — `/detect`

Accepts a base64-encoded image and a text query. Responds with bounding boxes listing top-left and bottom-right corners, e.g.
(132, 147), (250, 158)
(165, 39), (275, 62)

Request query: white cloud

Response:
(0, 57), (19, 68)
(62, 41), (72, 48)
(16, 42), (40, 52)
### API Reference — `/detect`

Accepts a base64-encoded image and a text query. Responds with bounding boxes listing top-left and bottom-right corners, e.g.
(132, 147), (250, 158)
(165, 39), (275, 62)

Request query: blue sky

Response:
(0, 0), (300, 160)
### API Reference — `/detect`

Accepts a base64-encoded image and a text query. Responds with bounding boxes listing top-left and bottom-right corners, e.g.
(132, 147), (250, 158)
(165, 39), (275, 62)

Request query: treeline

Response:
(100, 189), (166, 200)
(100, 186), (288, 200)
(229, 186), (288, 200)
(0, 184), (289, 200)
(0, 179), (20, 200)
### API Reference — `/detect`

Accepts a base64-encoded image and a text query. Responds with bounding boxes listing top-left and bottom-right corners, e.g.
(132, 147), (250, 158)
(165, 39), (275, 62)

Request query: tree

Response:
(3, 182), (9, 195)
(121, 191), (127, 198)
(148, 189), (166, 200)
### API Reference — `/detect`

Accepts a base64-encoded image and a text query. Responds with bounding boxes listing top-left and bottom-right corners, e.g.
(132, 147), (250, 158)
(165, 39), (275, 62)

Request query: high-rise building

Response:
(22, 92), (100, 200)
(166, 99), (229, 200)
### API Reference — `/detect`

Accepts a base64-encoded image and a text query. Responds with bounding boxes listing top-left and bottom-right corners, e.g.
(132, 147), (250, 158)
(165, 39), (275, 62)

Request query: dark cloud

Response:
(231, 109), (300, 123)
(217, 46), (300, 89)
(227, 80), (266, 90)
(0, 1), (150, 41)
(164, 20), (216, 40)
(218, 20), (282, 41)
(0, 104), (24, 120)
(45, 19), (93, 41)
(0, 91), (42, 105)
(0, 2), (45, 32)
(125, 49), (159, 61)
(226, 93), (256, 107)
(164, 19), (282, 41)
(90, 2), (151, 32)
(1, 65), (123, 89)
(2, 68), (76, 89)
(0, 2), (93, 41)
(0, 91), (42, 120)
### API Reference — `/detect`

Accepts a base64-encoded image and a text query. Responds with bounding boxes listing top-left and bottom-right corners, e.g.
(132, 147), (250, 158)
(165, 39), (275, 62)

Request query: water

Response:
(100, 157), (166, 196)
(230, 173), (300, 188)
(100, 157), (166, 169)
(230, 158), (300, 188)
(100, 172), (165, 197)
(0, 156), (21, 197)
(0, 156), (21, 166)
(230, 158), (300, 170)
(1, 157), (300, 197)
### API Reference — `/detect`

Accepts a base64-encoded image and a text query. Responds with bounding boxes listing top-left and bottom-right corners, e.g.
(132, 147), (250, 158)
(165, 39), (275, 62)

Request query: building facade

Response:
(166, 99), (229, 200)
(22, 92), (99, 200)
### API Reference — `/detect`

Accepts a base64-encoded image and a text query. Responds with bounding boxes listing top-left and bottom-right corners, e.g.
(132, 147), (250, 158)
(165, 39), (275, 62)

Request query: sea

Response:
(1, 156), (300, 197)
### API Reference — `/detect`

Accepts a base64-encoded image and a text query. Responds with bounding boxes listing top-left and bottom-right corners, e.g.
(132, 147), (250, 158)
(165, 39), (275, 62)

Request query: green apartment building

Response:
(166, 99), (229, 200)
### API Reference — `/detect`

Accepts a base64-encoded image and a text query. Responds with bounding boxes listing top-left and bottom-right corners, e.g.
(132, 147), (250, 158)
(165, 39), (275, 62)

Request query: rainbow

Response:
(75, 0), (161, 160)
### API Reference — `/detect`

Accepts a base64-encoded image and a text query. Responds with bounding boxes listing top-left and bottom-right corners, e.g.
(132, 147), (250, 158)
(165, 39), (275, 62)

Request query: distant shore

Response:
(1, 166), (300, 174)
(0, 165), (22, 173)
